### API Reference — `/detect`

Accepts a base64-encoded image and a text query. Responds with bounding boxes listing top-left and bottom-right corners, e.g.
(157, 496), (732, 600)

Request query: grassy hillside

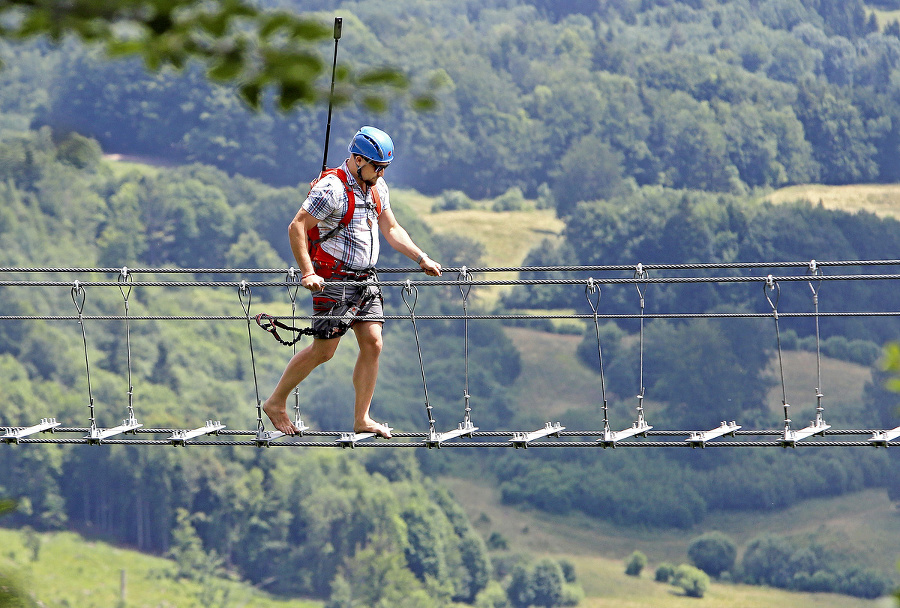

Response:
(763, 183), (900, 220)
(868, 7), (900, 30)
(392, 188), (565, 307)
(393, 189), (565, 269)
(505, 324), (874, 422)
(763, 349), (873, 417)
(0, 528), (322, 608)
(442, 476), (896, 608)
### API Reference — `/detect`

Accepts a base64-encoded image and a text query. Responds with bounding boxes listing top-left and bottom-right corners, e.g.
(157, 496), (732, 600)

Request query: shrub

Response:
(560, 583), (584, 606)
(492, 187), (526, 211)
(531, 559), (564, 607)
(507, 563), (535, 608)
(56, 133), (102, 169)
(687, 531), (737, 578)
(839, 567), (891, 599)
(672, 564), (710, 598)
(433, 189), (474, 212)
(741, 534), (793, 587)
(558, 558), (577, 583)
(474, 581), (509, 608)
(655, 562), (676, 582)
(487, 532), (509, 551)
(625, 551), (647, 577)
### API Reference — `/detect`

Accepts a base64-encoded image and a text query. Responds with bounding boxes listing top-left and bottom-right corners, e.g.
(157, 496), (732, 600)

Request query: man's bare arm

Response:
(378, 208), (442, 276)
(289, 209), (327, 290)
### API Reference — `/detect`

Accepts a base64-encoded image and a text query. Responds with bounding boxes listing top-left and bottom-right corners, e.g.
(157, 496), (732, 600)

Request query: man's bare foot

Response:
(354, 420), (392, 439)
(263, 397), (299, 435)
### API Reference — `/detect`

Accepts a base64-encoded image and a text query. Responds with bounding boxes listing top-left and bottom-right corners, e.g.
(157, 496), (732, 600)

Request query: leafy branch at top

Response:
(0, 0), (436, 111)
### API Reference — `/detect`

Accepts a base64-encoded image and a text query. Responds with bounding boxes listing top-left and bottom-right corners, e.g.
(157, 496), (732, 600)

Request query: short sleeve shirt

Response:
(302, 160), (390, 271)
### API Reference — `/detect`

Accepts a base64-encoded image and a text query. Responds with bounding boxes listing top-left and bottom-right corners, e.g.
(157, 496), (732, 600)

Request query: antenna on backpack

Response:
(321, 17), (342, 175)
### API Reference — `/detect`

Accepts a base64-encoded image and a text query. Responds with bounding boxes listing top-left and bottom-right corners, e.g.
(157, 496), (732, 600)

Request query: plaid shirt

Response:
(302, 160), (390, 271)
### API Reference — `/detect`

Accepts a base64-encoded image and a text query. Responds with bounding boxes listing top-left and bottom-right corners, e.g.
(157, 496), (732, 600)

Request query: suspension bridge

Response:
(1, 260), (899, 449)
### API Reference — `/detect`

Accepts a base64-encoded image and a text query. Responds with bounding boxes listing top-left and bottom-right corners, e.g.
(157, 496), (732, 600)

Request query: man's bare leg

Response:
(263, 337), (340, 435)
(352, 321), (390, 438)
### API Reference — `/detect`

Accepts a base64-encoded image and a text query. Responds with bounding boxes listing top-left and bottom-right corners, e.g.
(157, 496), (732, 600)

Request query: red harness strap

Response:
(307, 168), (382, 278)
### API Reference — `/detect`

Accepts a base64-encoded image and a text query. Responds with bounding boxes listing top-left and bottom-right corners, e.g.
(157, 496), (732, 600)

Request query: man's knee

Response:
(311, 339), (340, 364)
(361, 334), (383, 355)
(357, 325), (383, 355)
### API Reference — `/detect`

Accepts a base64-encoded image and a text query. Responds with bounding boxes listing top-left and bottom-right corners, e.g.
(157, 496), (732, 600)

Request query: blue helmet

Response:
(348, 126), (394, 164)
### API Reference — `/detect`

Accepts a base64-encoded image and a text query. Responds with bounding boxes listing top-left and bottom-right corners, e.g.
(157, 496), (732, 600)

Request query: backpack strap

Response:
(371, 183), (383, 216)
(308, 168), (356, 248)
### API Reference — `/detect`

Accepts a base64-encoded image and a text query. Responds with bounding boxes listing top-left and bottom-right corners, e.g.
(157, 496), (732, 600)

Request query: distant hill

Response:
(763, 183), (900, 220)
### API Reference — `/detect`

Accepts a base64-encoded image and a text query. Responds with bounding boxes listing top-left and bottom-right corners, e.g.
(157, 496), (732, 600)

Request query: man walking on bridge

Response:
(264, 126), (442, 438)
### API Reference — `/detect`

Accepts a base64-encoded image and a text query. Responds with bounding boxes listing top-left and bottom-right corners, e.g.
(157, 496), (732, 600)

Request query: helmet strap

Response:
(353, 155), (376, 189)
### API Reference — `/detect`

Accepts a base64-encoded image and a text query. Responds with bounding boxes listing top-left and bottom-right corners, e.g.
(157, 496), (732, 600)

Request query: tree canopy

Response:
(0, 0), (435, 111)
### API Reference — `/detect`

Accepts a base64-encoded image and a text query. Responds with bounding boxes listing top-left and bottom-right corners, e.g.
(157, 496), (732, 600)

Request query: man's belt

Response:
(324, 266), (372, 280)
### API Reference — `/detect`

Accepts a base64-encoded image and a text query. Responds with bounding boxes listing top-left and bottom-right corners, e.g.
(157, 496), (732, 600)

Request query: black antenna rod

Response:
(321, 17), (342, 174)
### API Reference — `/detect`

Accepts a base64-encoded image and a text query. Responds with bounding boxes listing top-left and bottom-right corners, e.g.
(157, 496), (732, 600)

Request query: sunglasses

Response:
(367, 160), (389, 173)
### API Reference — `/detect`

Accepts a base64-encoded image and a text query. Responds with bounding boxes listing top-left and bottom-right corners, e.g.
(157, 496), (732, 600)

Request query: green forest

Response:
(1, 0), (900, 605)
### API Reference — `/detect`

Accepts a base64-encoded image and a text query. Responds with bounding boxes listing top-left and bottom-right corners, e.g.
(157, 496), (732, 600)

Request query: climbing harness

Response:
(255, 314), (318, 346)
(257, 165), (385, 345)
(256, 276), (380, 344)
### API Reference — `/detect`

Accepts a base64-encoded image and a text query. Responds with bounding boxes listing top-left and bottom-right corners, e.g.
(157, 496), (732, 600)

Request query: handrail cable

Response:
(6, 273), (900, 288)
(2, 258), (900, 274)
(3, 262), (900, 449)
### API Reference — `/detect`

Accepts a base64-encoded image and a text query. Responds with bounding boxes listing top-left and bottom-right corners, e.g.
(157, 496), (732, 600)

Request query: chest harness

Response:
(307, 167), (382, 280)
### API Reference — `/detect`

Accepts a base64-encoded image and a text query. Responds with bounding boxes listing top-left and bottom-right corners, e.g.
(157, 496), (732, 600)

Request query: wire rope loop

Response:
(584, 278), (601, 314)
(633, 264), (649, 304)
(764, 275), (780, 311)
(402, 280), (418, 315)
(238, 281), (252, 318)
(457, 266), (472, 303)
(117, 267), (133, 302)
(71, 281), (86, 315)
(807, 260), (823, 298)
(285, 268), (300, 304)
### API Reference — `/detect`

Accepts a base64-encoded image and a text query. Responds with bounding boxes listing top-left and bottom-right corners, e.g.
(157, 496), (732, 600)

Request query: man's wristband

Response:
(416, 253), (429, 265)
(301, 272), (315, 280)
